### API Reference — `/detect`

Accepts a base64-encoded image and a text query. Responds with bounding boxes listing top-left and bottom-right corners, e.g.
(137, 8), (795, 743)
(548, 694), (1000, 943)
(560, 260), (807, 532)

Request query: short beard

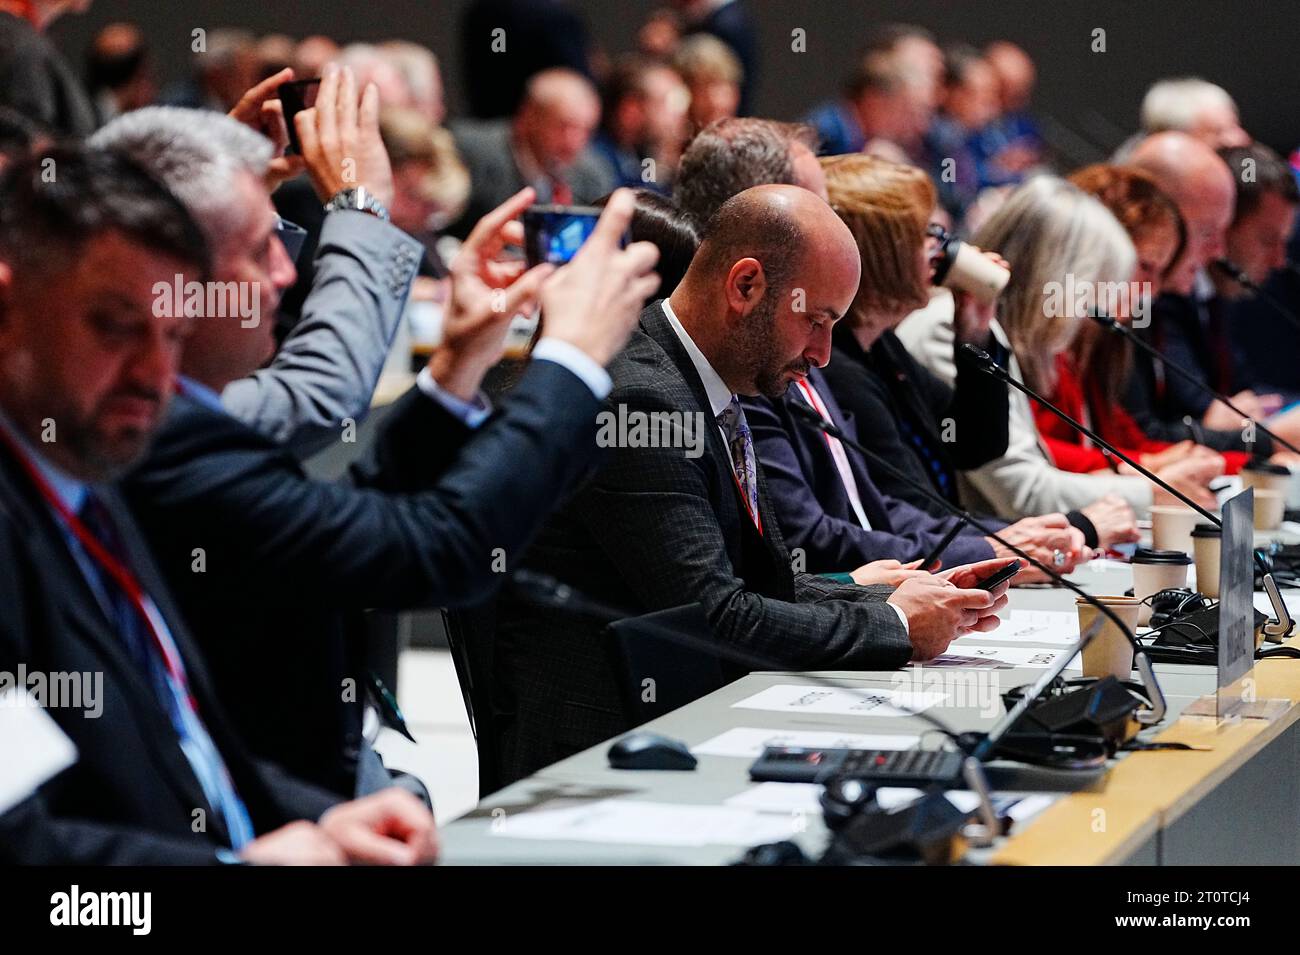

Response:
(736, 293), (811, 398)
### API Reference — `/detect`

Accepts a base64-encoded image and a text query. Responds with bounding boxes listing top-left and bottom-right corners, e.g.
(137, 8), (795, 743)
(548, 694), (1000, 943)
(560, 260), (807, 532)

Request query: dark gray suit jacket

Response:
(448, 119), (615, 238)
(492, 302), (913, 783)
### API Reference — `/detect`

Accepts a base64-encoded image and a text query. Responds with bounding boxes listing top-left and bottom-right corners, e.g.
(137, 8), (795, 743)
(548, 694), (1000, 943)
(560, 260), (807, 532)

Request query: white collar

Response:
(661, 298), (734, 420)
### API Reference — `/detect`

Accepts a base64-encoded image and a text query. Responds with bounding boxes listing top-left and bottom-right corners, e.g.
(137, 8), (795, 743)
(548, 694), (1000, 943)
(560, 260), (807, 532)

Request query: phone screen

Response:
(523, 205), (603, 267)
(279, 78), (321, 155)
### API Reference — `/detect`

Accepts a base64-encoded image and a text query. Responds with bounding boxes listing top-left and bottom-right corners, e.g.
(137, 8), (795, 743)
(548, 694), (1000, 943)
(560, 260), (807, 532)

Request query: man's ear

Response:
(723, 257), (767, 316)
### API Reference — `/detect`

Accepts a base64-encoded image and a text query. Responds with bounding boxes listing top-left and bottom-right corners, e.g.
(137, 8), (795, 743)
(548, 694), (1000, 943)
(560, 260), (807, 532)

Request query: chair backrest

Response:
(604, 603), (727, 726)
(441, 602), (506, 798)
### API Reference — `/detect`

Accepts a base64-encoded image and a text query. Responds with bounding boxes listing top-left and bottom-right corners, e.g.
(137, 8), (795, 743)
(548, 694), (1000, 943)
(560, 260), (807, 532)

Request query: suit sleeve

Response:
(220, 212), (422, 452)
(946, 338), (1011, 468)
(569, 385), (913, 671)
(131, 360), (603, 611)
(0, 796), (229, 865)
(745, 395), (991, 572)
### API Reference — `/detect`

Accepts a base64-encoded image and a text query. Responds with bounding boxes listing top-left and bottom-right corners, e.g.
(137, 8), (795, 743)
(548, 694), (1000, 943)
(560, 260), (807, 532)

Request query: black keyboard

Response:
(749, 746), (965, 785)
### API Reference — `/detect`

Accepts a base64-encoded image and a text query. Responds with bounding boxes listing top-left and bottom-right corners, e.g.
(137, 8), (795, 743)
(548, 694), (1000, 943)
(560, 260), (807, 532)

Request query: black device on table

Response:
(749, 590), (1110, 786)
(278, 78), (320, 155)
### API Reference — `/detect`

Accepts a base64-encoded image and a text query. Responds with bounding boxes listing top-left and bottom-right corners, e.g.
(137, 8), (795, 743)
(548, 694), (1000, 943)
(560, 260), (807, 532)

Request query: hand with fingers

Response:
(537, 188), (661, 367)
(887, 573), (1001, 660)
(227, 67), (306, 191)
(427, 187), (557, 400)
(318, 788), (439, 866)
(850, 558), (932, 587)
(294, 62), (395, 209)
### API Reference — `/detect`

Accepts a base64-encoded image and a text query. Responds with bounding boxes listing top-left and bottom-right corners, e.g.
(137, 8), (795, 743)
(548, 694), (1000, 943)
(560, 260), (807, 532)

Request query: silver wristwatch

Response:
(324, 186), (390, 222)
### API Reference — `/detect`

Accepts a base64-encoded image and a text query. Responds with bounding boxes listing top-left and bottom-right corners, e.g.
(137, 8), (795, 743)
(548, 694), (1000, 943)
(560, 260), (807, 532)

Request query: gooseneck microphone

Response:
(1087, 311), (1300, 457)
(961, 344), (1220, 529)
(1211, 258), (1300, 334)
(782, 393), (1167, 726)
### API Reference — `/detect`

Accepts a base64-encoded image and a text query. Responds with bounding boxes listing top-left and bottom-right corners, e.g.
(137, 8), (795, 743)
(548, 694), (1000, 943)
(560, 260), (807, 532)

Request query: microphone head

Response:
(1211, 258), (1251, 286)
(1087, 310), (1119, 330)
(959, 342), (1002, 377)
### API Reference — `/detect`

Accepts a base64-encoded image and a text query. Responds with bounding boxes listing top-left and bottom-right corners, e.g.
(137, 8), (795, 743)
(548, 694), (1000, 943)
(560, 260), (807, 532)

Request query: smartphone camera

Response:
(279, 78), (321, 156)
(522, 205), (604, 267)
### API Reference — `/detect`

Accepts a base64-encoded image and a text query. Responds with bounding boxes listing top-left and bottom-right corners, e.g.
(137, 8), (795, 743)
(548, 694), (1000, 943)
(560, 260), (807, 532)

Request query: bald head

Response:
(1130, 131), (1235, 293)
(673, 185), (860, 397)
(516, 68), (600, 172)
(985, 41), (1035, 112)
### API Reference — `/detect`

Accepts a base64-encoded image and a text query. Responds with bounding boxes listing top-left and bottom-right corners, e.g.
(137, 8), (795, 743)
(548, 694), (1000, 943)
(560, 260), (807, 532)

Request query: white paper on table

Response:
(731, 684), (946, 717)
(489, 799), (800, 847)
(981, 609), (1081, 645)
(937, 643), (1079, 669)
(0, 688), (78, 815)
(1255, 590), (1300, 617)
(725, 782), (824, 815)
(692, 726), (920, 759)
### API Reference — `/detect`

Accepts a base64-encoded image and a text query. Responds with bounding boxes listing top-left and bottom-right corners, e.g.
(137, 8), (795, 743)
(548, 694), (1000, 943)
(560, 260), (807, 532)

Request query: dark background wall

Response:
(50, 0), (1300, 157)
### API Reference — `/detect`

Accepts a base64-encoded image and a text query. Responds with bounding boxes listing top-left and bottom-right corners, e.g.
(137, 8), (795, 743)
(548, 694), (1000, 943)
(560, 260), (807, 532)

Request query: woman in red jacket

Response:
(1035, 165), (1250, 475)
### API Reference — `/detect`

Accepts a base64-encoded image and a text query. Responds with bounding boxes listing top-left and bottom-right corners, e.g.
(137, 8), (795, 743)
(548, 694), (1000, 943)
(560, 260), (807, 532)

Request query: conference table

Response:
(437, 531), (1300, 866)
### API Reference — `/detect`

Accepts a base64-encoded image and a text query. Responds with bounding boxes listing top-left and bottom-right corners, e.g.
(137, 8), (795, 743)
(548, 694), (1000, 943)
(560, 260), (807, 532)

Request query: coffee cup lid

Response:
(1190, 523), (1221, 538)
(1244, 459), (1291, 476)
(1132, 547), (1193, 564)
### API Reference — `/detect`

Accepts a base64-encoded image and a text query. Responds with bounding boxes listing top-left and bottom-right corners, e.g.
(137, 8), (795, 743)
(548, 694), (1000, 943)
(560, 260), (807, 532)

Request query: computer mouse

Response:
(606, 731), (698, 771)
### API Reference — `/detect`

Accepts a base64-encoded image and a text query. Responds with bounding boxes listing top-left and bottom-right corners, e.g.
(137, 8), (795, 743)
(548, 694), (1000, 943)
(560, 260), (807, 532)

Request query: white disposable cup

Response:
(1191, 525), (1222, 599)
(1254, 489), (1285, 531)
(942, 241), (1011, 306)
(1077, 596), (1142, 681)
(1131, 554), (1191, 625)
(1150, 504), (1200, 554)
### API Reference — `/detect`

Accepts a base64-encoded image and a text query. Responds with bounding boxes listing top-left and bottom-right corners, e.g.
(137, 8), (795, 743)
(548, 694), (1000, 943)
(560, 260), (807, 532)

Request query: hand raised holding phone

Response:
(293, 63), (395, 210)
(538, 188), (661, 367)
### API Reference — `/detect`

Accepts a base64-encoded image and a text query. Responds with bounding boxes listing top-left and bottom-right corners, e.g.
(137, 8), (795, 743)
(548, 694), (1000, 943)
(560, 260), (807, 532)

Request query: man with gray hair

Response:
(1139, 77), (1250, 151)
(91, 65), (420, 451)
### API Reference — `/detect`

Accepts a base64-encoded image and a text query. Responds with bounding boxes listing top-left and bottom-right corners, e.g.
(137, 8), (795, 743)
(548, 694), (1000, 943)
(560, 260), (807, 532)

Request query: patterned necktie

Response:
(717, 398), (760, 528)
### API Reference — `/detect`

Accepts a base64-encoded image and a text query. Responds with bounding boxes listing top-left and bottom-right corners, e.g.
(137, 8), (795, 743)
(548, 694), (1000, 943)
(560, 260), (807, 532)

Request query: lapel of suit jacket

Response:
(641, 302), (790, 568)
(0, 448), (227, 840)
(806, 367), (893, 532)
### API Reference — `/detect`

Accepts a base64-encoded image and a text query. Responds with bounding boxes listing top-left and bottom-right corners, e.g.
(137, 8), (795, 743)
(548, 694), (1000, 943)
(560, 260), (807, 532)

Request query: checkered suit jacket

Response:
(491, 302), (912, 783)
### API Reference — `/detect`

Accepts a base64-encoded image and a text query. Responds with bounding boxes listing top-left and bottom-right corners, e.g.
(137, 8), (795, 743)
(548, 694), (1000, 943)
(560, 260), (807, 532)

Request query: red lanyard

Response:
(730, 468), (762, 535)
(794, 379), (838, 451)
(0, 426), (195, 706)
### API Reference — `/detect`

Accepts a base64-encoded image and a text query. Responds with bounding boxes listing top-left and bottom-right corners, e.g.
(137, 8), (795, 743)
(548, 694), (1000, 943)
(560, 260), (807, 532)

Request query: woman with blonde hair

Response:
(744, 154), (1089, 581)
(897, 174), (1222, 525)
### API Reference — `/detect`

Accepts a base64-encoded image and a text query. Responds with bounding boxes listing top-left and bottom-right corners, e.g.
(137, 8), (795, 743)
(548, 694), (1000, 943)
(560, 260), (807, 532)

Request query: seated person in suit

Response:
(113, 150), (658, 800)
(0, 147), (438, 865)
(449, 68), (614, 238)
(1215, 143), (1300, 413)
(491, 184), (1013, 784)
(898, 176), (1221, 524)
(747, 155), (1084, 581)
(91, 66), (425, 454)
(1123, 131), (1300, 452)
